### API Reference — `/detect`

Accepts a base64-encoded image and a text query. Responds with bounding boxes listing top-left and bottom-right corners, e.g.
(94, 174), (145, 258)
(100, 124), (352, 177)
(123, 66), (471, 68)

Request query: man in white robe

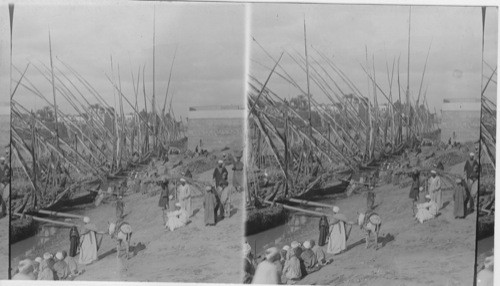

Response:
(327, 206), (347, 255)
(166, 203), (189, 231)
(79, 217), (104, 265)
(415, 195), (439, 223)
(177, 178), (192, 217)
(428, 170), (443, 210)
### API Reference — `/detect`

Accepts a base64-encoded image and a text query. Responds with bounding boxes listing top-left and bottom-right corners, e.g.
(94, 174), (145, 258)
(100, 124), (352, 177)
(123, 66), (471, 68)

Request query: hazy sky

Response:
(5, 2), (246, 119)
(249, 4), (498, 113)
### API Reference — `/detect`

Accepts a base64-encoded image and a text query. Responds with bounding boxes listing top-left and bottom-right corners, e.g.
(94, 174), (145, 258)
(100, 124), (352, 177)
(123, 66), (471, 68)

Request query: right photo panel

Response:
(476, 6), (497, 286)
(244, 4), (497, 285)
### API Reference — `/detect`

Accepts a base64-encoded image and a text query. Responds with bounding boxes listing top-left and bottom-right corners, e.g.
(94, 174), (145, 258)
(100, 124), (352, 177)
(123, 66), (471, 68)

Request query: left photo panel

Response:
(0, 3), (12, 280)
(8, 2), (246, 282)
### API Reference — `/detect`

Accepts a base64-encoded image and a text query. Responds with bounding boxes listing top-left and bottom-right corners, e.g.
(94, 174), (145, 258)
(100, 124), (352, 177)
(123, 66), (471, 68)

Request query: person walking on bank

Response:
(204, 186), (217, 226)
(409, 169), (420, 215)
(454, 178), (467, 219)
(464, 152), (479, 211)
(79, 217), (105, 265)
(232, 152), (244, 192)
(220, 179), (233, 218)
(428, 170), (443, 211)
(158, 179), (170, 224)
(327, 206), (349, 255)
(213, 160), (228, 188)
(115, 195), (124, 220)
(178, 178), (192, 217)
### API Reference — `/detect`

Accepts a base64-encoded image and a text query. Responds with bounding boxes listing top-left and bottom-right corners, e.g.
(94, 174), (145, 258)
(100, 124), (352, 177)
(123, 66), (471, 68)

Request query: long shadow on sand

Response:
(345, 233), (395, 251)
(98, 242), (146, 260)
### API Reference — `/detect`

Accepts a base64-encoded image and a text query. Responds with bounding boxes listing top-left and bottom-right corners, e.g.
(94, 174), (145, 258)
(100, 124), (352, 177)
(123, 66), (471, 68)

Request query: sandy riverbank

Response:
(75, 163), (243, 283)
(255, 161), (477, 286)
(12, 159), (244, 283)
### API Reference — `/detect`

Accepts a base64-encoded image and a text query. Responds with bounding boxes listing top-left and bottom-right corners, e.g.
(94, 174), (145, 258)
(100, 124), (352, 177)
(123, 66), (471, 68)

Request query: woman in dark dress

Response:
(409, 170), (420, 215)
(158, 179), (170, 224)
(318, 216), (329, 246)
(69, 226), (80, 258)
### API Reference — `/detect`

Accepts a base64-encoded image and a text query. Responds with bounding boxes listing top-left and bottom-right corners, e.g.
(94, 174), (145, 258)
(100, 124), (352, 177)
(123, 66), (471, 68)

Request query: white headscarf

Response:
(55, 252), (64, 260)
(290, 241), (301, 249)
(265, 247), (279, 261)
(332, 206), (340, 213)
(43, 252), (52, 260)
(303, 240), (311, 249)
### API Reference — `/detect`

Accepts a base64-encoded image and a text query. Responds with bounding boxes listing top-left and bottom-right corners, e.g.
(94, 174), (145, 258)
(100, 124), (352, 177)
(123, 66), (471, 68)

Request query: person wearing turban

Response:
(79, 217), (105, 265)
(12, 259), (36, 280)
(282, 247), (302, 284)
(428, 170), (443, 210)
(252, 247), (280, 284)
(53, 251), (70, 280)
(300, 240), (320, 275)
(327, 206), (351, 255)
(243, 242), (256, 284)
(177, 178), (192, 217)
(454, 178), (467, 219)
(204, 186), (217, 226)
(213, 160), (228, 188)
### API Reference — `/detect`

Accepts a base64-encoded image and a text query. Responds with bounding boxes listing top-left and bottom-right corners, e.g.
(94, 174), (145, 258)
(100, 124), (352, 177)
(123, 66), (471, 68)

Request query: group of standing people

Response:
(204, 158), (236, 226)
(410, 151), (479, 223)
(158, 177), (192, 231)
(157, 152), (241, 228)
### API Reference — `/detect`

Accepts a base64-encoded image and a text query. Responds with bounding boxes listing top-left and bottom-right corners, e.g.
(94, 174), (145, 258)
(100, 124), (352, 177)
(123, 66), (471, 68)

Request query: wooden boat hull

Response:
(46, 191), (98, 211)
(297, 173), (352, 199)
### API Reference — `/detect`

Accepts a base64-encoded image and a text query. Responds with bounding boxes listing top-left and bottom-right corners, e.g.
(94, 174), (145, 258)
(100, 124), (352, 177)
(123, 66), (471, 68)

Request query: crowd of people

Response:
(244, 238), (334, 285)
(245, 205), (353, 284)
(12, 245), (84, 280)
(413, 152), (479, 224)
(245, 147), (479, 284)
(158, 152), (241, 230)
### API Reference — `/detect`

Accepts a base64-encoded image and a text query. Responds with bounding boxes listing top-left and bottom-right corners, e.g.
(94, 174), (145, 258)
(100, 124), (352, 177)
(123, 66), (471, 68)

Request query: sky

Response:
(4, 1), (246, 119)
(249, 4), (498, 114)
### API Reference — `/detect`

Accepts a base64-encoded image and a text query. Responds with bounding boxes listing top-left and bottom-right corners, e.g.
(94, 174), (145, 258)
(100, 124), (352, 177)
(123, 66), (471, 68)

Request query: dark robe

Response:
(116, 199), (124, 219)
(204, 191), (217, 225)
(243, 256), (256, 284)
(318, 216), (329, 246)
(454, 184), (466, 218)
(300, 249), (320, 274)
(69, 227), (79, 258)
(213, 167), (228, 188)
(409, 176), (420, 201)
(464, 159), (479, 180)
(158, 183), (170, 209)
